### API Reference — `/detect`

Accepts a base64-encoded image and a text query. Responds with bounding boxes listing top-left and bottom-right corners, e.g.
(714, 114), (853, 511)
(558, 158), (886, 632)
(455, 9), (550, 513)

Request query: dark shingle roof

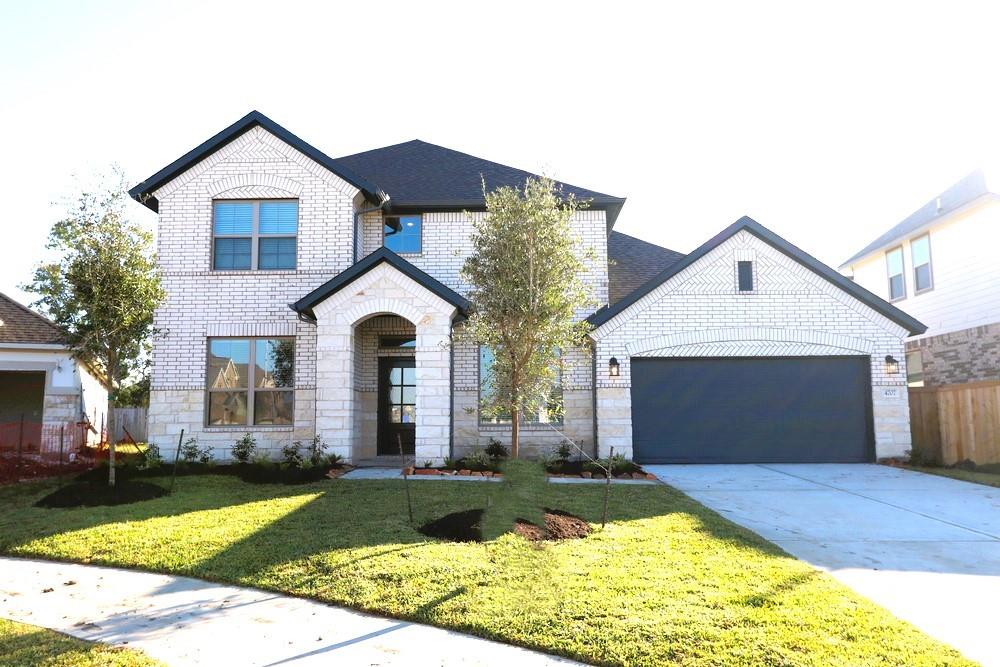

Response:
(0, 293), (65, 345)
(608, 232), (685, 304)
(589, 217), (927, 335)
(840, 169), (995, 268)
(332, 140), (626, 226)
(130, 111), (626, 226)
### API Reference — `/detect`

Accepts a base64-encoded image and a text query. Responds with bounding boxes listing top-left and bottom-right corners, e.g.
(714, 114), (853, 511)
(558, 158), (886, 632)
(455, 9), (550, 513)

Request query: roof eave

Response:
(291, 248), (470, 319)
(128, 111), (383, 211)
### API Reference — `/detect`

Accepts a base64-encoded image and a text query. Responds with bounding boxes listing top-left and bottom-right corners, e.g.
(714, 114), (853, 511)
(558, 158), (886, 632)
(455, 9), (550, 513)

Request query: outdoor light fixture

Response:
(885, 354), (899, 375)
(608, 357), (620, 377)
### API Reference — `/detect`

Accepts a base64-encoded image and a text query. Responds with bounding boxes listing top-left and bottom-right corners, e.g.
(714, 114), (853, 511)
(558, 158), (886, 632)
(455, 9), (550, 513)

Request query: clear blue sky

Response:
(2, 0), (998, 307)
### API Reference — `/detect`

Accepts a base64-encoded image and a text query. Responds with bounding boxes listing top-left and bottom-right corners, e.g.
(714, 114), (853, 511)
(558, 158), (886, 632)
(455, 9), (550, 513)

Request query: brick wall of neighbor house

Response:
(147, 126), (359, 458)
(907, 322), (1000, 386)
(591, 230), (912, 460)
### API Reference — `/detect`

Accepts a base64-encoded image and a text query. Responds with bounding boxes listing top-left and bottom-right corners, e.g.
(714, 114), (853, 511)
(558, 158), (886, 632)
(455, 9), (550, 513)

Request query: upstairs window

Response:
(911, 234), (933, 293)
(885, 246), (905, 301)
(383, 214), (422, 254)
(213, 200), (298, 271)
(737, 261), (754, 291)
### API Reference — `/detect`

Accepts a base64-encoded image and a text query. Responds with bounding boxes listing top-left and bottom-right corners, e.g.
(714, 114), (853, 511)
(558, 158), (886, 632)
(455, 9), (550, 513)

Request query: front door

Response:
(377, 357), (416, 455)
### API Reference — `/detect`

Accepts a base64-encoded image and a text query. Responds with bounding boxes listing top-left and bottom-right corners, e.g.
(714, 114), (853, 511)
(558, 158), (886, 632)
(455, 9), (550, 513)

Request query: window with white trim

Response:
(885, 246), (905, 301)
(207, 337), (295, 426)
(911, 234), (933, 293)
(213, 200), (298, 270)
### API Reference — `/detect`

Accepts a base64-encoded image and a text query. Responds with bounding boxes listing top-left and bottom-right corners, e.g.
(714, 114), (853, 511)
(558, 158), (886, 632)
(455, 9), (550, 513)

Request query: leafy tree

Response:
(461, 177), (594, 458)
(24, 173), (164, 486)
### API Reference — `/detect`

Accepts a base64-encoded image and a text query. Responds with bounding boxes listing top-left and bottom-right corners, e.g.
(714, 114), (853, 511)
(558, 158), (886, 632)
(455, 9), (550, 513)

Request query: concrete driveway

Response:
(646, 463), (1000, 667)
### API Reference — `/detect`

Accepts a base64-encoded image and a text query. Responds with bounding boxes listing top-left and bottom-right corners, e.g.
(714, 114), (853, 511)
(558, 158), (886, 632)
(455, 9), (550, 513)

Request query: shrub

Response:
(281, 441), (304, 468)
(305, 435), (328, 467)
(556, 442), (573, 462)
(485, 438), (509, 461)
(198, 446), (214, 465)
(231, 432), (257, 463)
(138, 442), (162, 469)
(464, 449), (493, 470)
(443, 457), (458, 469)
(537, 448), (561, 472)
(180, 437), (201, 463)
(326, 452), (344, 467)
(250, 450), (272, 466)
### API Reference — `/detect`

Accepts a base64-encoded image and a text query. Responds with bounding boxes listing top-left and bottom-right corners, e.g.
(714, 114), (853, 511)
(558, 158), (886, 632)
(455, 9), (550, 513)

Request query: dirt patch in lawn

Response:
(35, 481), (168, 508)
(420, 508), (591, 542)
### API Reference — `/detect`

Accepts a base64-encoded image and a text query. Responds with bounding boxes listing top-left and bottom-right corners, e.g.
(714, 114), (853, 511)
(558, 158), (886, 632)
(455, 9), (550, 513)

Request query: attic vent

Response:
(737, 261), (754, 292)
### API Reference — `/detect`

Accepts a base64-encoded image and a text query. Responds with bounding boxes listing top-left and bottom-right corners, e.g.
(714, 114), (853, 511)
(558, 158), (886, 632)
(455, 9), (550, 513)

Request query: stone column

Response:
(414, 314), (451, 465)
(313, 303), (356, 462)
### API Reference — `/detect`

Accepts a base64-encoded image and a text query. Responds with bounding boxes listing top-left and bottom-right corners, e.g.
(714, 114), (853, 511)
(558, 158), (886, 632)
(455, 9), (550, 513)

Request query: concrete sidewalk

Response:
(0, 557), (580, 666)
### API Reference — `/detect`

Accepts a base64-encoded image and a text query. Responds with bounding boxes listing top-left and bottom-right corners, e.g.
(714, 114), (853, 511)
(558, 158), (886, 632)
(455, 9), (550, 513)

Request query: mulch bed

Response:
(34, 481), (168, 508)
(0, 456), (92, 486)
(73, 462), (352, 486)
(419, 507), (591, 543)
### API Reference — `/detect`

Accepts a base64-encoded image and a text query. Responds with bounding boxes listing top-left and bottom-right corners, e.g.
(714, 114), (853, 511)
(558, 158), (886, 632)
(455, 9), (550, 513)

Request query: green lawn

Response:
(906, 465), (1000, 489)
(0, 475), (975, 666)
(0, 618), (162, 666)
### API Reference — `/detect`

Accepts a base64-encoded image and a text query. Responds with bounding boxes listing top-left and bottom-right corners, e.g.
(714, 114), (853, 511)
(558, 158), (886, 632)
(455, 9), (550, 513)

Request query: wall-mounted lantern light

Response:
(608, 357), (620, 377)
(884, 354), (899, 375)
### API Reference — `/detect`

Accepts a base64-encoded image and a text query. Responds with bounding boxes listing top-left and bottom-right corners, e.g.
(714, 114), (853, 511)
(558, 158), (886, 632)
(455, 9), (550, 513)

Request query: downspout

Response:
(353, 191), (391, 264)
(449, 324), (455, 462)
(590, 338), (599, 459)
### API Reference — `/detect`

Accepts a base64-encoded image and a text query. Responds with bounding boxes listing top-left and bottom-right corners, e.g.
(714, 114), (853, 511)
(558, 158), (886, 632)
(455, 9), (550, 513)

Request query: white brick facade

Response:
(590, 230), (912, 460)
(144, 119), (915, 465)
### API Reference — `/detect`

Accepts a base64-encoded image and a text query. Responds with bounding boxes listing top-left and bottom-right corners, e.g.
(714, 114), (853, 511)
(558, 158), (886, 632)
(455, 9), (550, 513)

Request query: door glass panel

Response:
(391, 406), (402, 423)
(402, 367), (416, 384)
(402, 386), (416, 404)
(390, 387), (402, 403)
(389, 368), (402, 384)
(402, 405), (416, 423)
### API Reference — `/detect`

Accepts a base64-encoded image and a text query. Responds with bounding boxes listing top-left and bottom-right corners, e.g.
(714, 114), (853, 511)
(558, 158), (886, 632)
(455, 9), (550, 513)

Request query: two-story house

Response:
(840, 169), (1000, 387)
(131, 111), (923, 466)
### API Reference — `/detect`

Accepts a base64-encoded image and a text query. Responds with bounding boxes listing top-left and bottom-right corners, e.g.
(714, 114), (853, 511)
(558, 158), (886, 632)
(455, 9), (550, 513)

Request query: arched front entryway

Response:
(308, 259), (460, 465)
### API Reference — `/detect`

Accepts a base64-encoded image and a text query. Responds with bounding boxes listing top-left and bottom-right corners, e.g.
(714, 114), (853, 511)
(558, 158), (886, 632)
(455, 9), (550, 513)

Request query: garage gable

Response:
(589, 217), (926, 338)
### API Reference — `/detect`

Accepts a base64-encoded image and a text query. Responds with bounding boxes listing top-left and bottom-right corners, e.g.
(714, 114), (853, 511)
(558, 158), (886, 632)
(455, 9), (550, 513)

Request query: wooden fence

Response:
(111, 407), (148, 444)
(909, 380), (1000, 465)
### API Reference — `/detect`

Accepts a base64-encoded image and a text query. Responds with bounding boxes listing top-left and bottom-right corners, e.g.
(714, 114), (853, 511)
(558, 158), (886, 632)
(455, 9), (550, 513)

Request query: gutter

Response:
(353, 192), (392, 264)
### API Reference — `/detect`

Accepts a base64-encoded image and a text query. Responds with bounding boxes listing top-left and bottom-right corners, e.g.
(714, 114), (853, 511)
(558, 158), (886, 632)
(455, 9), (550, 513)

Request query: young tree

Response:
(25, 173), (164, 486)
(461, 177), (594, 458)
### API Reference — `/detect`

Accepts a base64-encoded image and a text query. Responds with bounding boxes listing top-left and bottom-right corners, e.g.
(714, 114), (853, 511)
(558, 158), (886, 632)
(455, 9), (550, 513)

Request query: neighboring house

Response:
(130, 111), (922, 465)
(0, 293), (107, 451)
(840, 169), (1000, 387)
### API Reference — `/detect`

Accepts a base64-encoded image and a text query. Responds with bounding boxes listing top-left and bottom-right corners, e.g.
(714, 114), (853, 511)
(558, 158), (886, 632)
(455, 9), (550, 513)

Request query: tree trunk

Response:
(107, 396), (117, 487)
(511, 405), (520, 459)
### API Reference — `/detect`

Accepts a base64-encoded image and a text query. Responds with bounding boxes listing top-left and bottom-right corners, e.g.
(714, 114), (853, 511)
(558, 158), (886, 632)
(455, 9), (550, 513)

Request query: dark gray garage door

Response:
(631, 357), (873, 463)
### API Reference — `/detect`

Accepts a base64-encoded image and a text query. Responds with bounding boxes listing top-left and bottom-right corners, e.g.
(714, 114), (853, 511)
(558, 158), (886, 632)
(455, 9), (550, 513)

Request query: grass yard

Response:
(906, 465), (1000, 489)
(0, 475), (974, 666)
(0, 618), (162, 666)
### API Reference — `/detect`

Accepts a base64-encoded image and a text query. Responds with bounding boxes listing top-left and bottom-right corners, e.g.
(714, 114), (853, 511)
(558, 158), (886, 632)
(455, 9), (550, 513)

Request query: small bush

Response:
(281, 441), (304, 468)
(464, 449), (493, 471)
(138, 442), (162, 469)
(250, 450), (271, 466)
(485, 439), (509, 461)
(326, 452), (344, 467)
(443, 457), (458, 469)
(537, 448), (561, 472)
(231, 432), (257, 463)
(556, 442), (573, 462)
(305, 435), (328, 467)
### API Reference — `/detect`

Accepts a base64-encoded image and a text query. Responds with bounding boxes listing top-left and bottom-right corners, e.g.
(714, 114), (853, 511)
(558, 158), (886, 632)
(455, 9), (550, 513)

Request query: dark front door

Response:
(378, 357), (416, 455)
(630, 356), (874, 464)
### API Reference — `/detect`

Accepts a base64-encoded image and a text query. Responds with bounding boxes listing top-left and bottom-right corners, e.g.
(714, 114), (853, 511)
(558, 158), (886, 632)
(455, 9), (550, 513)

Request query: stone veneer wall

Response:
(907, 322), (1000, 386)
(591, 229), (912, 460)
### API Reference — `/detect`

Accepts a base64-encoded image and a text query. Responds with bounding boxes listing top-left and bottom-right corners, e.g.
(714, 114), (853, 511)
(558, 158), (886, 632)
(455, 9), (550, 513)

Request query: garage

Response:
(630, 356), (874, 464)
